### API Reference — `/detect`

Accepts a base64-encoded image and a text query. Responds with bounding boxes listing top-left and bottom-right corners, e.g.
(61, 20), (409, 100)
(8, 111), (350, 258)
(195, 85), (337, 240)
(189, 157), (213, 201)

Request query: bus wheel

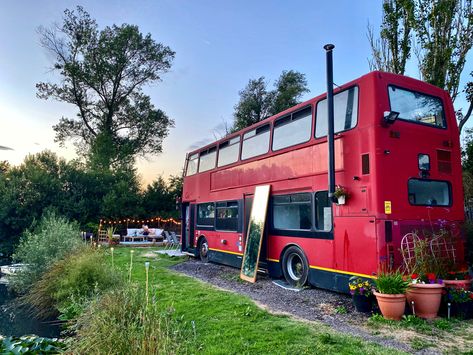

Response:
(199, 237), (209, 263)
(281, 246), (309, 286)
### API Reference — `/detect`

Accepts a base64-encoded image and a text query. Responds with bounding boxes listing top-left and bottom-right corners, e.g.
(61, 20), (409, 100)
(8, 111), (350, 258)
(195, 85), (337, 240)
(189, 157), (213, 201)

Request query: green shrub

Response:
(374, 270), (409, 294)
(71, 285), (190, 354)
(0, 335), (65, 354)
(10, 212), (83, 293)
(24, 248), (123, 320)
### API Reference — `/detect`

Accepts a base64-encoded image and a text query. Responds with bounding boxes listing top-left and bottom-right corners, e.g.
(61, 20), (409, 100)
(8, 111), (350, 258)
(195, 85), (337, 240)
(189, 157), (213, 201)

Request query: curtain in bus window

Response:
(272, 193), (312, 230)
(218, 136), (240, 167)
(199, 147), (217, 172)
(272, 107), (312, 151)
(197, 203), (215, 226)
(388, 86), (445, 128)
(216, 201), (239, 231)
(186, 153), (199, 176)
(315, 87), (358, 138)
(241, 124), (270, 160)
(315, 191), (332, 231)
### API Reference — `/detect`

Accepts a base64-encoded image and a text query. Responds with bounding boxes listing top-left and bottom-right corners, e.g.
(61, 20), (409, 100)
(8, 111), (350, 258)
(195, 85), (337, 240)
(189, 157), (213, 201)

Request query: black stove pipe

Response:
(324, 44), (336, 202)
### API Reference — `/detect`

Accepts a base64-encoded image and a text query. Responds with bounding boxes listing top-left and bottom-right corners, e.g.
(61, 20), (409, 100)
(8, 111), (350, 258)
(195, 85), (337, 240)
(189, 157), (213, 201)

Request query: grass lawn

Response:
(110, 247), (404, 355)
(366, 313), (473, 353)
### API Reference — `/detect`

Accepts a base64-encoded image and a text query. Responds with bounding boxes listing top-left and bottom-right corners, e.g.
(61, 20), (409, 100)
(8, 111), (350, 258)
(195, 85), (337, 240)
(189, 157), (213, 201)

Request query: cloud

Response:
(0, 145), (13, 151)
(187, 138), (213, 151)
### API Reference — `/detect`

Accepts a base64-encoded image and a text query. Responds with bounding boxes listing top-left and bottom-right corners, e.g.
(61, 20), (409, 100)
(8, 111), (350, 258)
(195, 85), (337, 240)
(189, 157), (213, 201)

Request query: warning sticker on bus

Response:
(384, 201), (392, 214)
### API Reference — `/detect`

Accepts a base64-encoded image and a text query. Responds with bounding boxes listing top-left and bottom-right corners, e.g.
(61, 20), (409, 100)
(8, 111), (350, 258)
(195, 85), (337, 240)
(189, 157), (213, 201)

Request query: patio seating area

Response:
(97, 226), (181, 247)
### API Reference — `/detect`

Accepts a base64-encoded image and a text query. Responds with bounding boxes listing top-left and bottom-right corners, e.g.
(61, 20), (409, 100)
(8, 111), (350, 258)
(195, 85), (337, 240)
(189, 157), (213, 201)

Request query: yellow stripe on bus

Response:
(208, 249), (375, 279)
(267, 258), (280, 262)
(309, 265), (376, 279)
(209, 247), (243, 256)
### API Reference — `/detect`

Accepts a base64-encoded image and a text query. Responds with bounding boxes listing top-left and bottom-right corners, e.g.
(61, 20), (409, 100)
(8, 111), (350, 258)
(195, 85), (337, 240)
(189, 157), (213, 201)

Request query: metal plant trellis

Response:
(400, 232), (421, 274)
(430, 232), (457, 268)
(400, 229), (458, 274)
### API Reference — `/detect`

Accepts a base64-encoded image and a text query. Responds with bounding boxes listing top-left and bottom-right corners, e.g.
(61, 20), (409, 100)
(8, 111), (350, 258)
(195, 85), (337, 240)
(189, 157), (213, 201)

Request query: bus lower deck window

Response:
(408, 179), (451, 206)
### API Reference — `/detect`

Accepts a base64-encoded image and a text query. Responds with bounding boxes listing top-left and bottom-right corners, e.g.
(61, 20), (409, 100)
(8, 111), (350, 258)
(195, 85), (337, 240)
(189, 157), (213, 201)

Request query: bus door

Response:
(182, 203), (196, 252)
(243, 194), (268, 265)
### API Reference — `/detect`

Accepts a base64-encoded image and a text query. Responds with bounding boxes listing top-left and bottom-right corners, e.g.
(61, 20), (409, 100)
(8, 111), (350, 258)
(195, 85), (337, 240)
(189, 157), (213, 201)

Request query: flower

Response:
(348, 276), (373, 297)
(411, 273), (418, 280)
(427, 273), (436, 281)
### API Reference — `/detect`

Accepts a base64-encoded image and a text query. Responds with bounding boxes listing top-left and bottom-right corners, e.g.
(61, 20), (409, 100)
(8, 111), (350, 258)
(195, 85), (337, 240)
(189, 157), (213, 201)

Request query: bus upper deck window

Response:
(315, 86), (358, 138)
(199, 146), (217, 172)
(241, 124), (270, 160)
(388, 86), (446, 128)
(186, 153), (199, 176)
(218, 136), (240, 167)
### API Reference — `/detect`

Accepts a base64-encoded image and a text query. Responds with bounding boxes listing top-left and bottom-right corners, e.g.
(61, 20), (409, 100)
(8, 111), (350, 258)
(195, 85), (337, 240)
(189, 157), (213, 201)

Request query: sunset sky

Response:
(1, 1), (472, 186)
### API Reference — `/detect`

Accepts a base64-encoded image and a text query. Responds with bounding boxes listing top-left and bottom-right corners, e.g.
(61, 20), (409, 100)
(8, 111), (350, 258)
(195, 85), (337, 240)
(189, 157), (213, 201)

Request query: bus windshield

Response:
(388, 86), (445, 128)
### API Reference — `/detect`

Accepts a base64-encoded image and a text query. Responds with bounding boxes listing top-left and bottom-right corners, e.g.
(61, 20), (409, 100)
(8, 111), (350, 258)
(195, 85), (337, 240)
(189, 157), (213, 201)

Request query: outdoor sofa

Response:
(123, 228), (164, 242)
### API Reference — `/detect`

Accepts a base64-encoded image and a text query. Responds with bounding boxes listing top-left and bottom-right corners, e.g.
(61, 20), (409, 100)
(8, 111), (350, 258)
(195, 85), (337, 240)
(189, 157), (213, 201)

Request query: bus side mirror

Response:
(383, 111), (399, 125)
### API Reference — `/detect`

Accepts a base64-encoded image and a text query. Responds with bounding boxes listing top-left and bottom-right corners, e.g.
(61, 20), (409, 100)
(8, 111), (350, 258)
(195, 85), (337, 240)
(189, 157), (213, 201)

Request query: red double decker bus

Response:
(180, 69), (464, 292)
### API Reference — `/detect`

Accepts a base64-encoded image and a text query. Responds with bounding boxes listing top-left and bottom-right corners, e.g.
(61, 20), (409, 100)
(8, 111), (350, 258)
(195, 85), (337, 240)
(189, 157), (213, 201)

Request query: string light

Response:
(98, 215), (181, 226)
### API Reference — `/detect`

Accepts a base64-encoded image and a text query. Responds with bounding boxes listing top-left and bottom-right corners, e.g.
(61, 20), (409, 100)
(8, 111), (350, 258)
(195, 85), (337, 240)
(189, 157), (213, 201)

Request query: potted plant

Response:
(334, 185), (348, 205)
(107, 226), (120, 246)
(407, 272), (444, 319)
(446, 287), (473, 319)
(349, 276), (374, 313)
(443, 269), (472, 290)
(373, 270), (409, 320)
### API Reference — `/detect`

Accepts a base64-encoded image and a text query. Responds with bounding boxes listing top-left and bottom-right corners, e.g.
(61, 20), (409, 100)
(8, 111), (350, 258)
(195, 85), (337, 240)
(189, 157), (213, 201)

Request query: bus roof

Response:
(186, 70), (449, 157)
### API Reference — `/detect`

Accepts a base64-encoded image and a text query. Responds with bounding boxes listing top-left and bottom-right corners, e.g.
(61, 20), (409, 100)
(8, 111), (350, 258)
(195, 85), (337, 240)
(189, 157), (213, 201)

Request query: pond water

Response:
(0, 273), (61, 338)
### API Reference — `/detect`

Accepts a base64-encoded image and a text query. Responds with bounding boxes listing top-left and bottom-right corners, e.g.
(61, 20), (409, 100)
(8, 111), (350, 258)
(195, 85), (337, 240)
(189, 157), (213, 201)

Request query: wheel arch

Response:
(279, 242), (306, 262)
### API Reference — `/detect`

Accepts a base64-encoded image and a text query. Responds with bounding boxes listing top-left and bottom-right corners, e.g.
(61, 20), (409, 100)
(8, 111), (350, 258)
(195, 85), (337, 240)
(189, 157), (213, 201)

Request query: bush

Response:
(10, 213), (83, 293)
(0, 335), (65, 354)
(71, 285), (190, 354)
(24, 248), (123, 320)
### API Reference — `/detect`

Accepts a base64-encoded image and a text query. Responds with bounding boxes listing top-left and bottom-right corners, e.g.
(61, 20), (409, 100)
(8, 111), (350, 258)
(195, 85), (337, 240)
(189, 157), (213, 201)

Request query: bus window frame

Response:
(215, 200), (242, 233)
(387, 84), (447, 130)
(407, 178), (452, 207)
(269, 191), (333, 240)
(272, 105), (313, 152)
(198, 146), (217, 173)
(240, 123), (271, 161)
(314, 85), (360, 139)
(217, 135), (241, 168)
(196, 202), (216, 230)
(185, 153), (199, 176)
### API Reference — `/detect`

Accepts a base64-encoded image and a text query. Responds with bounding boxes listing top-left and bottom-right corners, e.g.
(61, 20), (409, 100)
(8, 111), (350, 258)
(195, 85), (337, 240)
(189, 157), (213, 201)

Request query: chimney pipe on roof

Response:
(324, 44), (336, 203)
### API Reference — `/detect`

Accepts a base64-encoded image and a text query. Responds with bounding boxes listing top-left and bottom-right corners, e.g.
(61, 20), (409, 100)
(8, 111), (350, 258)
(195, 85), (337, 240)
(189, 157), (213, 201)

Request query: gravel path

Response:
(172, 259), (439, 354)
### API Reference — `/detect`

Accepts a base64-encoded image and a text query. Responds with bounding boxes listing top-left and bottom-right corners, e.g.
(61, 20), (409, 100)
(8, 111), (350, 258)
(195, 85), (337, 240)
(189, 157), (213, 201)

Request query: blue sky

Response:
(0, 1), (471, 185)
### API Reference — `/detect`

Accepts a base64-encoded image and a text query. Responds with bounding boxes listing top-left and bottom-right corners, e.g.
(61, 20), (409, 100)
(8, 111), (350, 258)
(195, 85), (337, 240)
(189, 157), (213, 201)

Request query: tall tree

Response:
(232, 77), (273, 131)
(368, 0), (473, 134)
(232, 70), (309, 131)
(36, 6), (175, 169)
(460, 72), (473, 133)
(271, 70), (310, 115)
(368, 0), (414, 74)
(415, 0), (473, 103)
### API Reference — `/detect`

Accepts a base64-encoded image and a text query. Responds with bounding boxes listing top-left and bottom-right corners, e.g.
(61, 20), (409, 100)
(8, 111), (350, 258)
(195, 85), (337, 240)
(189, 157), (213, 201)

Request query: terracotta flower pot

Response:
(443, 279), (472, 290)
(373, 291), (406, 320)
(406, 283), (443, 319)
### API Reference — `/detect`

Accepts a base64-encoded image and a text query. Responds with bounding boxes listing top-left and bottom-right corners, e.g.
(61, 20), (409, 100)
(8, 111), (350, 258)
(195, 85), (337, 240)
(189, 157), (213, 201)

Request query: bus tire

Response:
(281, 246), (309, 287)
(198, 237), (209, 263)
